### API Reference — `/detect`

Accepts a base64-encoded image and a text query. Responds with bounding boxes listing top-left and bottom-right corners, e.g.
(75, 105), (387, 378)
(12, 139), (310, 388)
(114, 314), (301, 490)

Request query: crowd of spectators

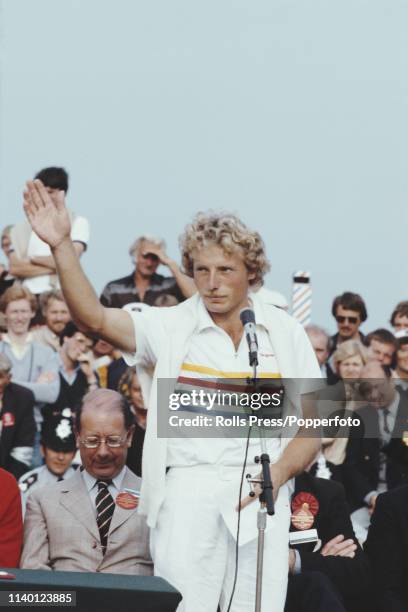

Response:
(1, 166), (408, 612)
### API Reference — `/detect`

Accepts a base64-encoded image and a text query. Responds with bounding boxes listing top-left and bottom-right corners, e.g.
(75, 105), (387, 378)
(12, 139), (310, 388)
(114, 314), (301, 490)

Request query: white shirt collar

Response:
(2, 332), (33, 346)
(81, 465), (127, 493)
(196, 291), (267, 333)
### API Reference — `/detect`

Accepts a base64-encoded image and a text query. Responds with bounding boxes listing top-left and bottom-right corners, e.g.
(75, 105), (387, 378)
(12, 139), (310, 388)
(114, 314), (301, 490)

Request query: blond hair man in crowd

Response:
(32, 290), (71, 352)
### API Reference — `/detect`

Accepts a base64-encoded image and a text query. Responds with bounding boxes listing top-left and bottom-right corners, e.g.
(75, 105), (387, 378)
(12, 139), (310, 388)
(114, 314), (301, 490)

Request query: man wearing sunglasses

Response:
(21, 388), (153, 575)
(330, 292), (367, 354)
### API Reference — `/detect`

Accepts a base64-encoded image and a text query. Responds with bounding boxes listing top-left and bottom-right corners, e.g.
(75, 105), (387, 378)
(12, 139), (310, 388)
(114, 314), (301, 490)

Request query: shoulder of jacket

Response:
(8, 382), (35, 400)
(19, 469), (39, 492)
(124, 467), (142, 487)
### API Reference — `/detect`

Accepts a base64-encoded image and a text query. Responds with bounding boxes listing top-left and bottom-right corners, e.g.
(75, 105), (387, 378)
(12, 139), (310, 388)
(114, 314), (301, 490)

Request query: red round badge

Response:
(291, 492), (319, 516)
(291, 504), (315, 530)
(2, 412), (15, 427)
(291, 492), (319, 531)
(116, 492), (139, 510)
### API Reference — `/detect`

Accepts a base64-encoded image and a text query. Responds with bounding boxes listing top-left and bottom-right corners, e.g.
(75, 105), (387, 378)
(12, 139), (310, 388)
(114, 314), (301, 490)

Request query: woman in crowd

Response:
(118, 367), (147, 477)
(315, 340), (368, 482)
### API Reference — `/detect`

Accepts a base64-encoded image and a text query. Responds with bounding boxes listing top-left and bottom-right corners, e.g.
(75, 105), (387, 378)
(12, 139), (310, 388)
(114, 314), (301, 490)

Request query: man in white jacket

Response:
(23, 180), (321, 612)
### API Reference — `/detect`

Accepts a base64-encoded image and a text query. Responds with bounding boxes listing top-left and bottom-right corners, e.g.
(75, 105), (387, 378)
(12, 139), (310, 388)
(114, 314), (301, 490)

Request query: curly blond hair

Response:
(179, 212), (270, 287)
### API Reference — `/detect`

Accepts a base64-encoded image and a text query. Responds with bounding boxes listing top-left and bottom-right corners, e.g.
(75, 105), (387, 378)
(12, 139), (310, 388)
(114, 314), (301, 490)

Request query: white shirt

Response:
(24, 216), (90, 294)
(2, 332), (33, 360)
(81, 465), (128, 515)
(166, 296), (282, 467)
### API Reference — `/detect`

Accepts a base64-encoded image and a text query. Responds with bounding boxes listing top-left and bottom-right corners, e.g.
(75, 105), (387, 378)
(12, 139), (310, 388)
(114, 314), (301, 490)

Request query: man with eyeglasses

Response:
(100, 234), (196, 309)
(21, 388), (153, 575)
(326, 292), (368, 383)
(330, 292), (367, 353)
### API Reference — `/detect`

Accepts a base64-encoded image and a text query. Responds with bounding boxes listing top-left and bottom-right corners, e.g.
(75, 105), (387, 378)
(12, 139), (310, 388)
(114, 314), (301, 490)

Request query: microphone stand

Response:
(247, 358), (275, 612)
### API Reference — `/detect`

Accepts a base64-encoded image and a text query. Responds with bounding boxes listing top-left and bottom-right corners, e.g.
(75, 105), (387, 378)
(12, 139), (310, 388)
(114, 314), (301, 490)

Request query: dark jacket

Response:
(329, 332), (366, 356)
(365, 485), (408, 612)
(343, 393), (408, 511)
(290, 472), (372, 602)
(0, 382), (36, 479)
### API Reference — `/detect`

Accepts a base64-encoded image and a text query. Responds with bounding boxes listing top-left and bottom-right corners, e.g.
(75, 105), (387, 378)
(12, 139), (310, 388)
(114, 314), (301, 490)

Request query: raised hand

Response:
(142, 243), (172, 267)
(23, 180), (71, 248)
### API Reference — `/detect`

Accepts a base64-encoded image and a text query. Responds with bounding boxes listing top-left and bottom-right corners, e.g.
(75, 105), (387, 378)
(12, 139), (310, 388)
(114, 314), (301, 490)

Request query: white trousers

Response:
(151, 465), (291, 612)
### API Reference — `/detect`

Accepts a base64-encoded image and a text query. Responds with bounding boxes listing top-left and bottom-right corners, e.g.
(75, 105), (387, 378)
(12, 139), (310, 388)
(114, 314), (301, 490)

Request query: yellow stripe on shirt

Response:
(181, 362), (281, 379)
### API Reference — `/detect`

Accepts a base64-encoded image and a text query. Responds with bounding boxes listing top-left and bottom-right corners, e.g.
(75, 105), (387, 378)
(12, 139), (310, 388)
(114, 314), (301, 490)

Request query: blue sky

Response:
(1, 0), (407, 333)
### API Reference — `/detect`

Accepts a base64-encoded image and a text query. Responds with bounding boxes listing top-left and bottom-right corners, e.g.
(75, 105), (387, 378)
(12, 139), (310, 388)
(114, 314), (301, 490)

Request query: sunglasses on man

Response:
(141, 252), (159, 262)
(335, 315), (359, 324)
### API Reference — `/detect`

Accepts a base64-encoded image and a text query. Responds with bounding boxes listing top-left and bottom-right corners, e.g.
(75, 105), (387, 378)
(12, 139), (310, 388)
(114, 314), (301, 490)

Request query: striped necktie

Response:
(95, 480), (115, 555)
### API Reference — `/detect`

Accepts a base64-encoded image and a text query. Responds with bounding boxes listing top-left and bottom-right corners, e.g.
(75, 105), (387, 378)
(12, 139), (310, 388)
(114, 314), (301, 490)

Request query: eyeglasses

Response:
(141, 252), (159, 262)
(79, 435), (127, 449)
(336, 315), (359, 324)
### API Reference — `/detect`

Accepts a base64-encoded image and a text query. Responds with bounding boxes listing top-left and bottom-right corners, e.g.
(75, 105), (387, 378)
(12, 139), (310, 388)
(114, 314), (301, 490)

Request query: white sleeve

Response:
(70, 216), (90, 248)
(122, 307), (166, 369)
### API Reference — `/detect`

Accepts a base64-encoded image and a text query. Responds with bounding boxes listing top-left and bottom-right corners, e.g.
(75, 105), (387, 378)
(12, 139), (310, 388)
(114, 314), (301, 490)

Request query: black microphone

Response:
(240, 308), (258, 367)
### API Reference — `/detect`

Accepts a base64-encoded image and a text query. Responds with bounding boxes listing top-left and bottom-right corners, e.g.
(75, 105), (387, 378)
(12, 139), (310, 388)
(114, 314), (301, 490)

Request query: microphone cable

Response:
(225, 415), (254, 612)
(226, 306), (259, 611)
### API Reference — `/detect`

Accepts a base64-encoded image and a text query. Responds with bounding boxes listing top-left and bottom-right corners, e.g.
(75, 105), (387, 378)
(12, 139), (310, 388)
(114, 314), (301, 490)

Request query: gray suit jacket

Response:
(21, 468), (153, 575)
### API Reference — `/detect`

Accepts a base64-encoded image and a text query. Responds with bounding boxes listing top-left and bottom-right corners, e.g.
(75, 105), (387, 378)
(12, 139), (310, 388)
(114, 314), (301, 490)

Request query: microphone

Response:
(240, 308), (258, 367)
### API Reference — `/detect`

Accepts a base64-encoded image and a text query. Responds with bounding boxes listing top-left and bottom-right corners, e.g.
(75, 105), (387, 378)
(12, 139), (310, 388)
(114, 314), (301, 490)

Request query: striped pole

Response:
(292, 271), (312, 326)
